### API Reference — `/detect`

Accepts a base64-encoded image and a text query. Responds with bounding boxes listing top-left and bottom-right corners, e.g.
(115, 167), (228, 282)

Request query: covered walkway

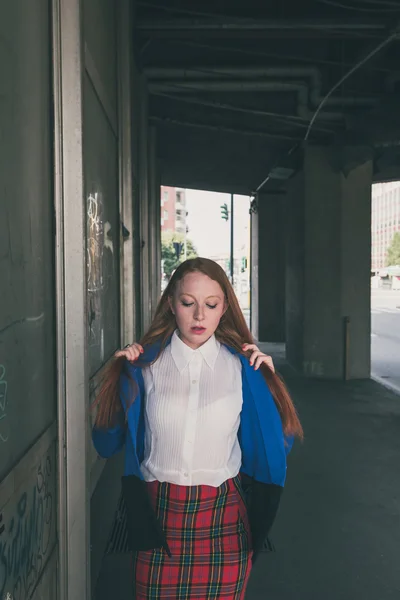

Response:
(2, 1), (400, 598)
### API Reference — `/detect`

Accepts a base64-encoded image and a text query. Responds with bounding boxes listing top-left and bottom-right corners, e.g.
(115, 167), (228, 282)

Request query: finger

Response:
(132, 344), (144, 359)
(266, 357), (275, 373)
(242, 343), (259, 352)
(250, 353), (275, 372)
(255, 355), (266, 370)
(258, 355), (275, 372)
(249, 350), (262, 366)
(126, 347), (135, 362)
(115, 346), (131, 358)
(128, 346), (141, 362)
(115, 343), (143, 362)
(115, 348), (133, 360)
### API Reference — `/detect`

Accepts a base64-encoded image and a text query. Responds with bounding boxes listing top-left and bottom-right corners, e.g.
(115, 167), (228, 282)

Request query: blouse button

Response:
(183, 472), (189, 478)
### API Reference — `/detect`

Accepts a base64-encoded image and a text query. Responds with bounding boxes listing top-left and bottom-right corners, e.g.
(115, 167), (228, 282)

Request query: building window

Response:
(164, 210), (168, 220)
(176, 191), (186, 208)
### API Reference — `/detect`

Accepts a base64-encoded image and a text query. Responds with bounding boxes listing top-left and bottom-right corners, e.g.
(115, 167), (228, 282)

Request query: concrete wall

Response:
(132, 52), (145, 341)
(286, 171), (306, 371)
(0, 0), (159, 597)
(88, 0), (157, 591)
(285, 147), (372, 379)
(83, 0), (159, 590)
(341, 161), (372, 379)
(257, 193), (286, 342)
(0, 2), (58, 597)
(303, 148), (344, 378)
(83, 0), (121, 590)
(148, 127), (162, 319)
(0, 427), (58, 600)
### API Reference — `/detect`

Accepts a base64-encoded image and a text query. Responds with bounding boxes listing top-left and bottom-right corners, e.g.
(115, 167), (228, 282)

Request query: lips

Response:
(191, 326), (206, 335)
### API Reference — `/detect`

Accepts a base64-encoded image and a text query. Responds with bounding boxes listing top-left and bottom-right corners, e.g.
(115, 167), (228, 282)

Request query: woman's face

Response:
(169, 271), (226, 349)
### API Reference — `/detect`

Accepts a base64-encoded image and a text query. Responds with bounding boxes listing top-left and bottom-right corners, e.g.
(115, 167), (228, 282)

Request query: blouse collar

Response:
(171, 330), (220, 372)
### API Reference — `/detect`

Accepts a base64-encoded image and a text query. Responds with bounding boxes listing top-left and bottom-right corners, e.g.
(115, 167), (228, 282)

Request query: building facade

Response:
(161, 185), (187, 234)
(372, 181), (400, 270)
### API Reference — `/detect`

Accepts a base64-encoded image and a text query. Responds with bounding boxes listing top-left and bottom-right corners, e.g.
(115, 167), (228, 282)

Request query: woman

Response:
(93, 258), (303, 599)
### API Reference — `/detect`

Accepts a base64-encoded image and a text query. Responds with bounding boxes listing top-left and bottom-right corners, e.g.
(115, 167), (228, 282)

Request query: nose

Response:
(194, 306), (205, 322)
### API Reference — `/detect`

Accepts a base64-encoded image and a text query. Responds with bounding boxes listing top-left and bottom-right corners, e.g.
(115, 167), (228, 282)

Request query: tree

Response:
(220, 203), (229, 221)
(386, 232), (400, 266)
(161, 232), (198, 279)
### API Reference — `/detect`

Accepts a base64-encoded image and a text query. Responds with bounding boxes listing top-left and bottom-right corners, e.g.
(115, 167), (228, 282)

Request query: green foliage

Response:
(220, 203), (229, 221)
(161, 232), (198, 278)
(386, 232), (400, 266)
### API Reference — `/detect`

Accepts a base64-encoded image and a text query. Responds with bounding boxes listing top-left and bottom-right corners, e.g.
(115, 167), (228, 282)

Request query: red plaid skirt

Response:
(132, 475), (253, 599)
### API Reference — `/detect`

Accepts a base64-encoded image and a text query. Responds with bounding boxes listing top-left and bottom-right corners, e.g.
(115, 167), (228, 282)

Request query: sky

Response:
(185, 189), (251, 259)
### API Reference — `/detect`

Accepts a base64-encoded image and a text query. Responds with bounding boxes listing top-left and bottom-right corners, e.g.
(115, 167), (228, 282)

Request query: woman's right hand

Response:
(115, 342), (144, 363)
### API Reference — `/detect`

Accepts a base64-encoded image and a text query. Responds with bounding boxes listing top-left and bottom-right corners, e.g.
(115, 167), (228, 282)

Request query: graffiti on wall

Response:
(87, 192), (104, 295)
(87, 192), (104, 355)
(0, 446), (56, 600)
(0, 365), (9, 443)
(86, 192), (115, 366)
(0, 313), (46, 446)
(303, 360), (324, 377)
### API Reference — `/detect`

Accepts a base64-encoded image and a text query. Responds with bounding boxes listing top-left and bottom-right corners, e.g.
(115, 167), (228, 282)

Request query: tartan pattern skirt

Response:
(132, 475), (253, 599)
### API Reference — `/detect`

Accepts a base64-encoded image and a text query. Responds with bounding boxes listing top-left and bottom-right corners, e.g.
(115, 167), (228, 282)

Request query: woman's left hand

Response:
(242, 343), (275, 372)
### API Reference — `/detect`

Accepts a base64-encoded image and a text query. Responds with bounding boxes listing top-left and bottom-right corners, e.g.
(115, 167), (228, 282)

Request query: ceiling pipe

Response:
(148, 80), (343, 121)
(151, 92), (337, 132)
(148, 115), (300, 140)
(137, 18), (387, 32)
(145, 66), (377, 108)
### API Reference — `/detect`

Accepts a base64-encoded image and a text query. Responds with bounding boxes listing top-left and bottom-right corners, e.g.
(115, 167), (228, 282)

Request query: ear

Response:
(168, 296), (175, 315)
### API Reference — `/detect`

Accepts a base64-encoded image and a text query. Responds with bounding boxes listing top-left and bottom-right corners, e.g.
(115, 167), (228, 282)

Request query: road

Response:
(371, 289), (400, 393)
(242, 291), (400, 392)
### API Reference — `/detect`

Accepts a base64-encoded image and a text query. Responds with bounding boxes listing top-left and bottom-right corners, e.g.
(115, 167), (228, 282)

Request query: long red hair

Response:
(93, 258), (303, 439)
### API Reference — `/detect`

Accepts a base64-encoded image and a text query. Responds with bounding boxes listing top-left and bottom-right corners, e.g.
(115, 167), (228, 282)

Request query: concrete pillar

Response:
(148, 125), (160, 319)
(254, 192), (286, 342)
(138, 75), (151, 336)
(286, 146), (372, 379)
(286, 170), (306, 371)
(250, 205), (259, 340)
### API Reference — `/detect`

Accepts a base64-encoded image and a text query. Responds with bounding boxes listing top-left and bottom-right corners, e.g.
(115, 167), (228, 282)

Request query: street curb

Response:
(371, 373), (400, 397)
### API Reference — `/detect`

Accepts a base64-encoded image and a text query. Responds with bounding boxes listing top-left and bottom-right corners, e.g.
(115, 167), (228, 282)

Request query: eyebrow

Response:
(179, 293), (222, 300)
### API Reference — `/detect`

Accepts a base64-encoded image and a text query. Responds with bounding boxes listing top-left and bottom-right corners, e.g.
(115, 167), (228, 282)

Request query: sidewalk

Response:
(95, 351), (400, 599)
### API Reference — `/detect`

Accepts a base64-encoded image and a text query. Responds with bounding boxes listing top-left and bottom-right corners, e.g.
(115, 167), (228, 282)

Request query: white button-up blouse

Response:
(141, 330), (243, 487)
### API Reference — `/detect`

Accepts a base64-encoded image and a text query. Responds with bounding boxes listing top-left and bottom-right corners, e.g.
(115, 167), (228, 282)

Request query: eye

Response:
(181, 301), (194, 307)
(206, 304), (217, 309)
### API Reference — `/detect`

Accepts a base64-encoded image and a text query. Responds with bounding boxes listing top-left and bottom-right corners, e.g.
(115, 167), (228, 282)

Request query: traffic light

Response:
(220, 203), (229, 221)
(173, 241), (183, 259)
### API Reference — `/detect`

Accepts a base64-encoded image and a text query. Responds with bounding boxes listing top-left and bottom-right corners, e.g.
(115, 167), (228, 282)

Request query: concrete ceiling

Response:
(135, 0), (400, 194)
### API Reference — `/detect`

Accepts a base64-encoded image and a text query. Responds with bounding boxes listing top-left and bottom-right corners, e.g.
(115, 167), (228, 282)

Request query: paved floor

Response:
(247, 367), (400, 599)
(95, 351), (400, 599)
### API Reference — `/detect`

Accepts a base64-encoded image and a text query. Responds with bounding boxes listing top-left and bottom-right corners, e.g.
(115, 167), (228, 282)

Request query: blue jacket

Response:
(92, 340), (294, 558)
